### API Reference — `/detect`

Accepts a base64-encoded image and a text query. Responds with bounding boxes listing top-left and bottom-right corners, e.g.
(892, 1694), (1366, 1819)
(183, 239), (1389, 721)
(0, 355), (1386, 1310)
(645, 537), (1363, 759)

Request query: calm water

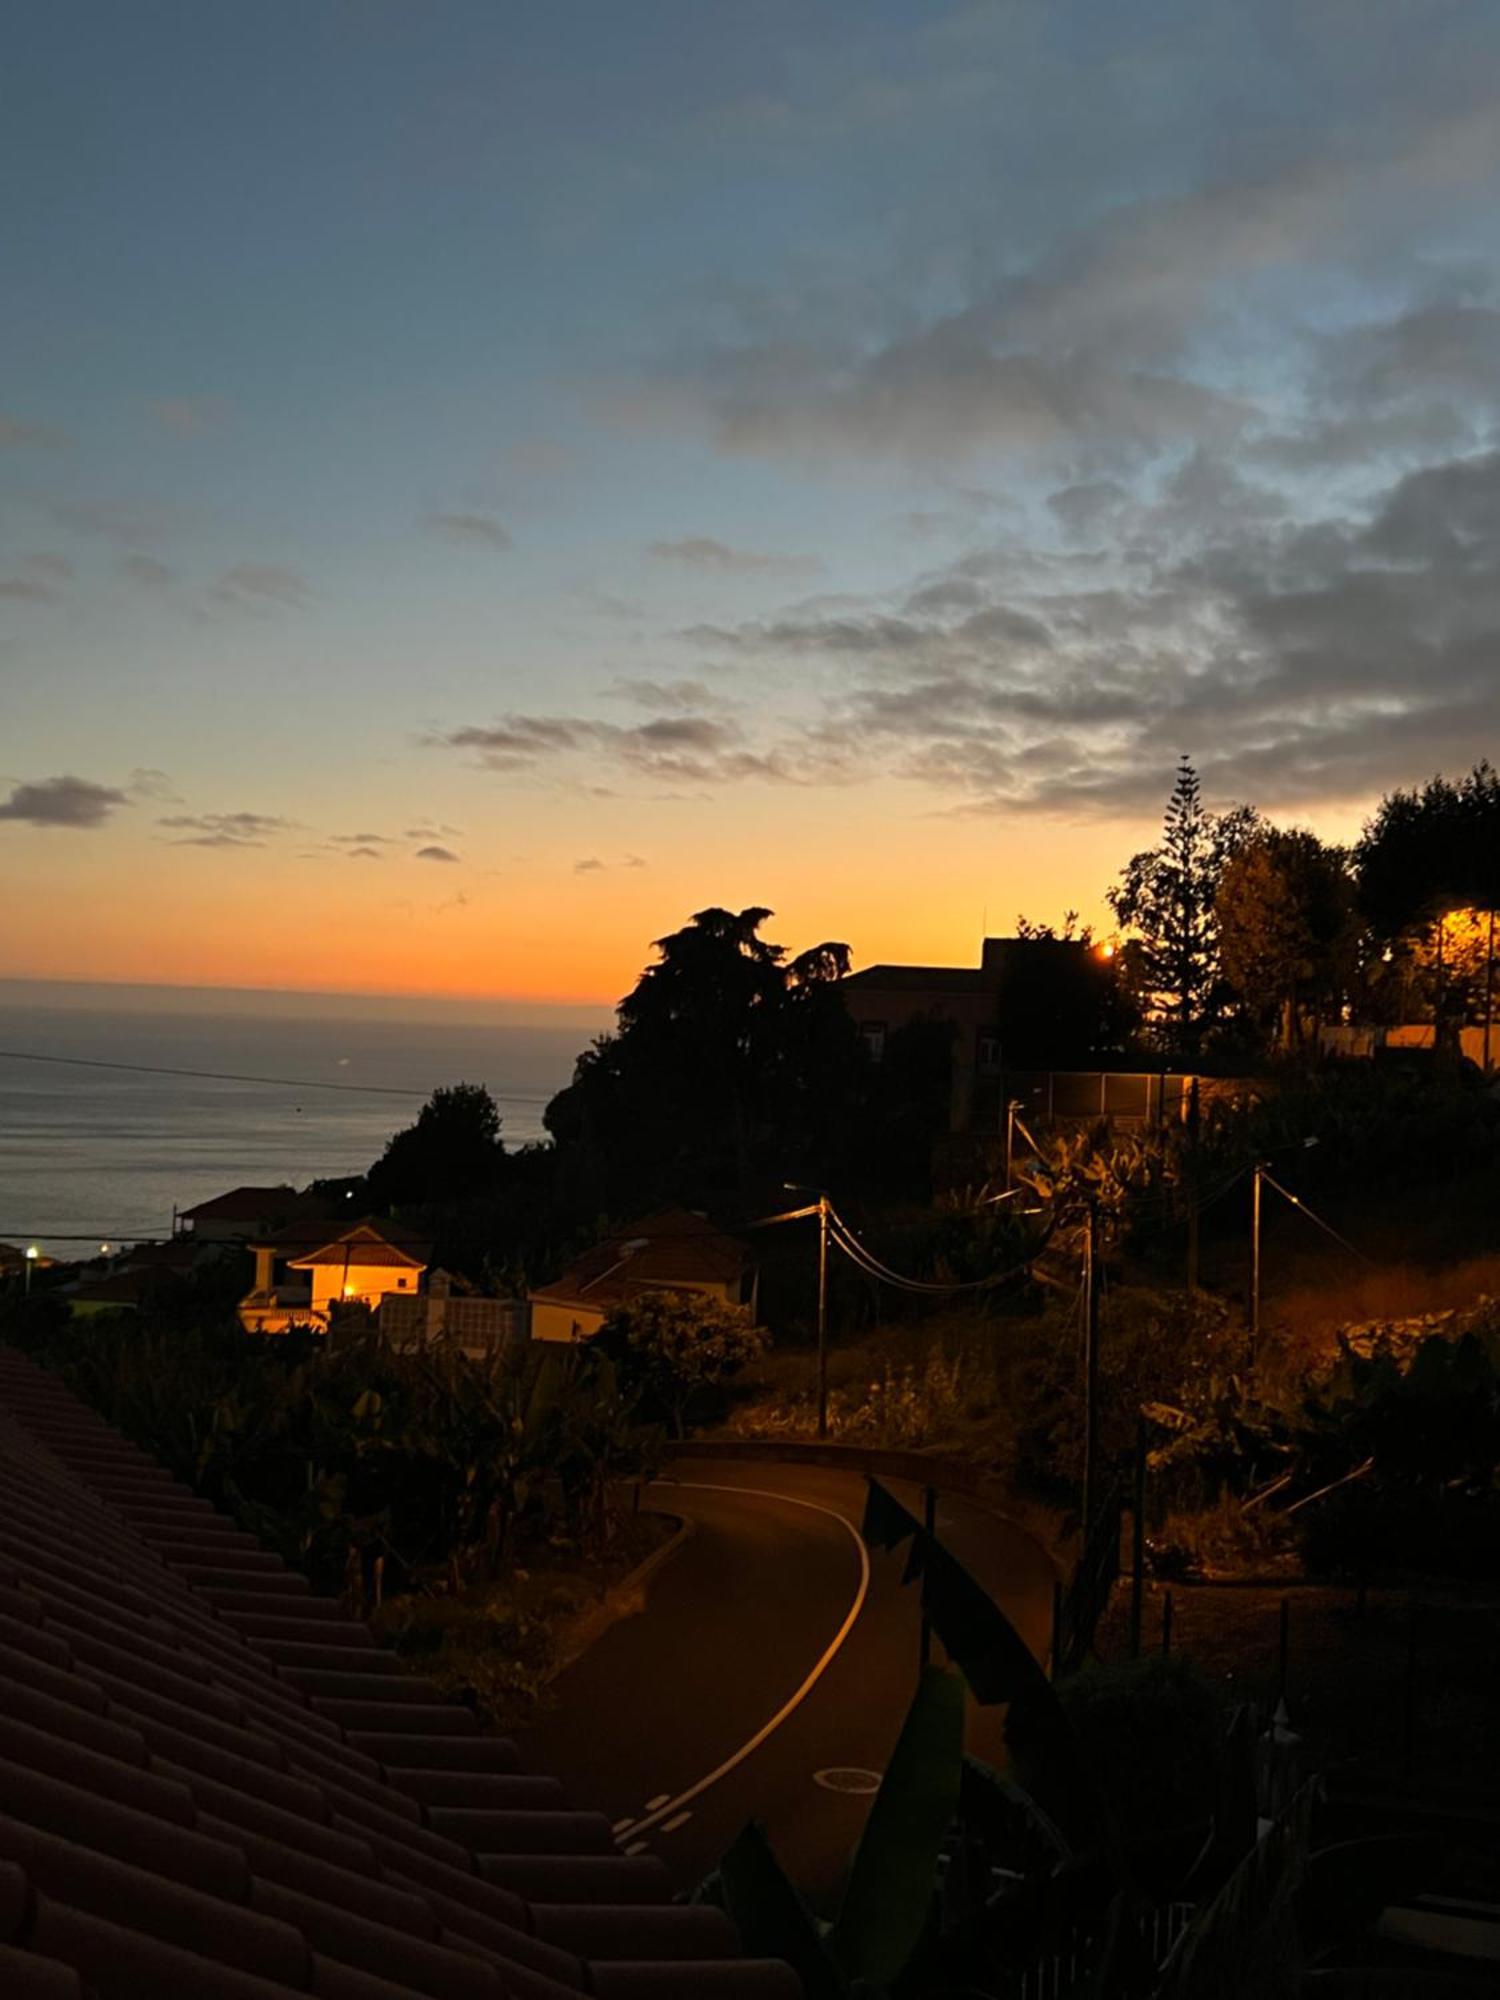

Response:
(0, 997), (602, 1248)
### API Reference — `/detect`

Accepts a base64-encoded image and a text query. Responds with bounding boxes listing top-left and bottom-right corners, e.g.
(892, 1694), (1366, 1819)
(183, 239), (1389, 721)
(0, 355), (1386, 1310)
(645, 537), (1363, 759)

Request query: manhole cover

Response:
(813, 1767), (882, 1795)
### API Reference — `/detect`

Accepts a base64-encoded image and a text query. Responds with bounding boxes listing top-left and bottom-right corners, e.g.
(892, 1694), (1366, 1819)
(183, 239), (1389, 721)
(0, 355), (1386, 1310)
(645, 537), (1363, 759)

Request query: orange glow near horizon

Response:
(0, 790), (1143, 1009)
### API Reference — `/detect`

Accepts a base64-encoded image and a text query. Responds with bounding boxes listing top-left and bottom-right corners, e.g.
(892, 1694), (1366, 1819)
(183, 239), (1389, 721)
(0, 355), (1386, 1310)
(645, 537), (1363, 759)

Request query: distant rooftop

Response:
(178, 1185), (300, 1223)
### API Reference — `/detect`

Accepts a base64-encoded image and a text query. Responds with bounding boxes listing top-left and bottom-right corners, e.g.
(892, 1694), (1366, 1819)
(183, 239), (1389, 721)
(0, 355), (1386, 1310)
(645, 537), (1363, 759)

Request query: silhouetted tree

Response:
(544, 907), (861, 1207)
(1216, 829), (1358, 1052)
(367, 1082), (506, 1209)
(1108, 759), (1260, 1056)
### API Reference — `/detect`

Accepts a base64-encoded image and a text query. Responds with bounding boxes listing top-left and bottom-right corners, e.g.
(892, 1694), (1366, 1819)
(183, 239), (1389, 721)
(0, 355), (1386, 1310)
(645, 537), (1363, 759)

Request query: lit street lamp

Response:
(24, 1245), (39, 1297)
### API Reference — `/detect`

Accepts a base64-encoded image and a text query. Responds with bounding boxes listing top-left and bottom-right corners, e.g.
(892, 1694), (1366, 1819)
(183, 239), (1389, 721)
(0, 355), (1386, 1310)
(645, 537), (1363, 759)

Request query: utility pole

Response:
(1082, 1204), (1101, 1541)
(1484, 907), (1495, 1077)
(1185, 1076), (1201, 1294)
(1250, 1161), (1265, 1368)
(1004, 1099), (1021, 1192)
(816, 1191), (830, 1440)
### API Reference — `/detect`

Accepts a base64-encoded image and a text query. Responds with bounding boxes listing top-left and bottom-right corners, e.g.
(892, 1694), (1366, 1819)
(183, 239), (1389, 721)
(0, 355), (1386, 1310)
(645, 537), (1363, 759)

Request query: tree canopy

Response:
(544, 906), (862, 1208)
(1108, 759), (1260, 1055)
(367, 1082), (506, 1210)
(1216, 829), (1357, 1050)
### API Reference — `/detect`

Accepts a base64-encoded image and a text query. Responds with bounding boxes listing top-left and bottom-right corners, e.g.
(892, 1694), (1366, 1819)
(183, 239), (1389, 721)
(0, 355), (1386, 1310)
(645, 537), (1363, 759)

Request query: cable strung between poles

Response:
(828, 1205), (1031, 1296)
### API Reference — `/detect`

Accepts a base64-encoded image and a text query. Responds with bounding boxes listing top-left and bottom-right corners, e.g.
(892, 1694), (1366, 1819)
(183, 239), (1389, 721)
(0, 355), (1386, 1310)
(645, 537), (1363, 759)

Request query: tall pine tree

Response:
(1109, 758), (1259, 1055)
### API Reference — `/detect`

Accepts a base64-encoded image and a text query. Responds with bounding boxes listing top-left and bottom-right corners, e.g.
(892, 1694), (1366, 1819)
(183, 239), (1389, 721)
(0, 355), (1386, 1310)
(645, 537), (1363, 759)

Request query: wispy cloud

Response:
(422, 512), (513, 551)
(120, 554), (174, 589)
(0, 413), (69, 450)
(205, 564), (311, 612)
(414, 844), (461, 863)
(0, 775), (127, 828)
(647, 535), (819, 576)
(158, 810), (289, 848)
(148, 396), (229, 436)
(574, 853), (647, 874)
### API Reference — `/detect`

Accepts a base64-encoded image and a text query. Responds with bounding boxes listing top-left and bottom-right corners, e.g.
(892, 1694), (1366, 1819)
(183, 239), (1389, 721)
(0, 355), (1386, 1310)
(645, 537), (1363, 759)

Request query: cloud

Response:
(158, 810), (288, 848)
(0, 413), (69, 450)
(607, 676), (734, 715)
(127, 768), (182, 804)
(120, 555), (174, 589)
(25, 553), (74, 581)
(0, 552), (74, 602)
(148, 396), (228, 436)
(619, 69), (1500, 468)
(414, 845), (461, 863)
(345, 845), (384, 860)
(422, 512), (513, 551)
(574, 853), (647, 874)
(647, 535), (819, 575)
(205, 564), (311, 611)
(0, 775), (127, 828)
(44, 499), (168, 547)
(431, 708), (818, 787)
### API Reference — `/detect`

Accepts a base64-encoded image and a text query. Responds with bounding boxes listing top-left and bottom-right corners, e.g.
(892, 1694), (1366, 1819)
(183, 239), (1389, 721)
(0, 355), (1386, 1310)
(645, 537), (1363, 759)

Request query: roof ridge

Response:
(0, 1348), (800, 2000)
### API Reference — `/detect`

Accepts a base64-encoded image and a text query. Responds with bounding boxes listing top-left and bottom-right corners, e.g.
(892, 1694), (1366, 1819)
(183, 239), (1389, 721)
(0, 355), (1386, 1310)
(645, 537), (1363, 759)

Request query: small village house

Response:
(176, 1184), (315, 1244)
(529, 1206), (755, 1343)
(239, 1218), (429, 1333)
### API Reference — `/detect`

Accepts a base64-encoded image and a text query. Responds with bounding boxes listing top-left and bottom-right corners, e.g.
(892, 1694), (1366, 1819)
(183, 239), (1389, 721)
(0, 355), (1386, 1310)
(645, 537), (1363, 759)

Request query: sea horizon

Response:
(0, 985), (613, 1249)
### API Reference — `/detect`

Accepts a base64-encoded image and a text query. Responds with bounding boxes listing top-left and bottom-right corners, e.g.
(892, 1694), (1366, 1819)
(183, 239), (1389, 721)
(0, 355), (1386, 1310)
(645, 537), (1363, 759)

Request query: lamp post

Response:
(783, 1185), (832, 1440)
(24, 1245), (38, 1297)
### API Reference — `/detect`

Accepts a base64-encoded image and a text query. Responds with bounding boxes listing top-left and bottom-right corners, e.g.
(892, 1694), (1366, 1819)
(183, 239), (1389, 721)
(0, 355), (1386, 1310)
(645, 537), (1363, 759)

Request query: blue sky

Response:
(3, 1), (1500, 1000)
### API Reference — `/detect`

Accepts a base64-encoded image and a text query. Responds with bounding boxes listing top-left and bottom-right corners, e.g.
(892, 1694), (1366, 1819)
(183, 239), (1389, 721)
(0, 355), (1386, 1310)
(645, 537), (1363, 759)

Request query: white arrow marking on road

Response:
(623, 1481), (872, 1841)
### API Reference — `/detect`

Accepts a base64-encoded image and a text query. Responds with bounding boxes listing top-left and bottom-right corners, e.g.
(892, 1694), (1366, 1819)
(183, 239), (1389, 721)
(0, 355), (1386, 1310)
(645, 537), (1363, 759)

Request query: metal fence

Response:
(377, 1292), (528, 1356)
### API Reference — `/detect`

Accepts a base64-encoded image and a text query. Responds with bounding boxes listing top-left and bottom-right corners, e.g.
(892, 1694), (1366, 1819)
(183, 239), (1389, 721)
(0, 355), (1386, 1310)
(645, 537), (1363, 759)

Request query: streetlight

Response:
(24, 1246), (39, 1297)
(784, 1183), (831, 1440)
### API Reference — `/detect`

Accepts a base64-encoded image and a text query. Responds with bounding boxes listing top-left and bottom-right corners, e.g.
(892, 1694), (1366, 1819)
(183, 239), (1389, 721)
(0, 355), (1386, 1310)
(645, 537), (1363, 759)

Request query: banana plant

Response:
(699, 1666), (966, 1998)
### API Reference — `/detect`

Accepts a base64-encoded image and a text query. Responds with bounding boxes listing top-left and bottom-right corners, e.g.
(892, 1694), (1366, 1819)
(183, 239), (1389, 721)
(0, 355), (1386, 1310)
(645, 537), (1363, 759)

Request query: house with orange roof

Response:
(528, 1207), (754, 1344)
(239, 1218), (430, 1334)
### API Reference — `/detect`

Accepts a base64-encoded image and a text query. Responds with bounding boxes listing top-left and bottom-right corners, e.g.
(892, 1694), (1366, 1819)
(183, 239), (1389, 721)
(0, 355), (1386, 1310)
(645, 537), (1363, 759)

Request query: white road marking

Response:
(624, 1480), (872, 1840)
(644, 1793), (671, 1810)
(659, 1810), (692, 1834)
(624, 1838), (650, 1856)
(813, 1766), (882, 1795)
(612, 1816), (636, 1835)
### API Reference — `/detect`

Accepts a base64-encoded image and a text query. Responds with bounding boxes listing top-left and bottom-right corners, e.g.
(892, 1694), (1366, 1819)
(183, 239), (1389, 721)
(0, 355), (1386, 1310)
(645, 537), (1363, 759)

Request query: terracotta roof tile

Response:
(0, 1348), (803, 1999)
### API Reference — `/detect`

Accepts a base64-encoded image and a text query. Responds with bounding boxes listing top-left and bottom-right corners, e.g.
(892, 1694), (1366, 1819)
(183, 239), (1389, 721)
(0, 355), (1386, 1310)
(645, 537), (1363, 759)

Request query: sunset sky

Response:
(4, 2), (1499, 1009)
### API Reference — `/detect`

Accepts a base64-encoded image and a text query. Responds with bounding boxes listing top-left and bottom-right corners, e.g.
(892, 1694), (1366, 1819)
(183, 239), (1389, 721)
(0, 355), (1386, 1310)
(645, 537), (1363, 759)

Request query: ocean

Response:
(0, 987), (608, 1250)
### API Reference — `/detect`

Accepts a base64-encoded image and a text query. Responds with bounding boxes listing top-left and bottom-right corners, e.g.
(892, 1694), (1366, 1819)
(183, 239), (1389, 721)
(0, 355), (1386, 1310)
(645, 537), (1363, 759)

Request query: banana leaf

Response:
(831, 1666), (966, 1987)
(711, 1820), (846, 2000)
(1297, 1835), (1438, 1965)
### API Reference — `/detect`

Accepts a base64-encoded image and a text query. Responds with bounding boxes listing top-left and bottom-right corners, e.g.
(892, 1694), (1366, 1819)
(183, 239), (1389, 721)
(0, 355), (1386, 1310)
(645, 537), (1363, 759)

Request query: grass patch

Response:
(372, 1508), (675, 1734)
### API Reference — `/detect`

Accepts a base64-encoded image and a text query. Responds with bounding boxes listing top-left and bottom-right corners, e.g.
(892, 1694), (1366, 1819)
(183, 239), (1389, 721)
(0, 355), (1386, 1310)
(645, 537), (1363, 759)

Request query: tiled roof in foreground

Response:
(0, 1348), (799, 2000)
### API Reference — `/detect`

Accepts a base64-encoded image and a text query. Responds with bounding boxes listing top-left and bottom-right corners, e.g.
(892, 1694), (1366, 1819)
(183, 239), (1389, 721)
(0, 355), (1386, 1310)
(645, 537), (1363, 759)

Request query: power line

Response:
(0, 1047), (553, 1104)
(828, 1205), (1029, 1296)
(1260, 1168), (1372, 1264)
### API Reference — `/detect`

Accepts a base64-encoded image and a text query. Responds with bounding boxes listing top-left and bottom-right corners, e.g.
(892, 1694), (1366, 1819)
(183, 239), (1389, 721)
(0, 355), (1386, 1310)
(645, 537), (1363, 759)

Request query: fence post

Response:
(1051, 1575), (1065, 1678)
(919, 1485), (937, 1672)
(1402, 1598), (1420, 1789)
(1129, 1417), (1147, 1658)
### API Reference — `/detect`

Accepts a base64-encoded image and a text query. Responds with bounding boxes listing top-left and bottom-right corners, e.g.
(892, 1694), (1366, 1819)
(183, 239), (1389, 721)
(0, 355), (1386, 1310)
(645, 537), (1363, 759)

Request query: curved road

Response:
(519, 1459), (1056, 1906)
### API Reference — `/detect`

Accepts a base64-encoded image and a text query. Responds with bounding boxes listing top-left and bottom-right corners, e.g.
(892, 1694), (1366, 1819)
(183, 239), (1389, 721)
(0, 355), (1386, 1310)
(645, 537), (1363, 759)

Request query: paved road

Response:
(519, 1459), (1056, 1907)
